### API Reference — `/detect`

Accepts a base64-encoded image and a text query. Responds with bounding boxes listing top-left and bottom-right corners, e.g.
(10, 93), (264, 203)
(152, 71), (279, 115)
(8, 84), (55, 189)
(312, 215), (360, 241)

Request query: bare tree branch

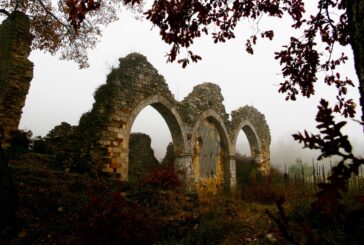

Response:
(36, 0), (72, 34)
(0, 9), (10, 16)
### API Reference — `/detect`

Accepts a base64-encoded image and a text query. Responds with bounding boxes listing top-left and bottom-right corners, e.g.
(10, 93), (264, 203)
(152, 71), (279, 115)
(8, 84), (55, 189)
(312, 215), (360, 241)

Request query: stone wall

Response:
(128, 133), (159, 183)
(161, 142), (175, 165)
(192, 118), (225, 193)
(0, 12), (33, 146)
(82, 53), (271, 192)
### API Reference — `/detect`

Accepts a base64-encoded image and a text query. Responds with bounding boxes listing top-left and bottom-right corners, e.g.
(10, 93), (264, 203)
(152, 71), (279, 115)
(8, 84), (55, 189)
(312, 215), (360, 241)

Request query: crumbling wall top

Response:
(230, 106), (271, 146)
(178, 82), (229, 127)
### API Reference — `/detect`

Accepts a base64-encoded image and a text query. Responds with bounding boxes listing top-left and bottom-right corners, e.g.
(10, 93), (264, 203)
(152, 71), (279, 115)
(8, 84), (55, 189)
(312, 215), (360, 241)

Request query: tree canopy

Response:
(0, 0), (124, 68)
(65, 0), (363, 123)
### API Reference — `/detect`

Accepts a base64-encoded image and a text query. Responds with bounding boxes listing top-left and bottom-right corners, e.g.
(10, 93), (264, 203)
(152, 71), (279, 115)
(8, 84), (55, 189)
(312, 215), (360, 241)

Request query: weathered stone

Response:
(161, 142), (175, 165)
(78, 53), (271, 192)
(128, 133), (159, 183)
(0, 12), (33, 146)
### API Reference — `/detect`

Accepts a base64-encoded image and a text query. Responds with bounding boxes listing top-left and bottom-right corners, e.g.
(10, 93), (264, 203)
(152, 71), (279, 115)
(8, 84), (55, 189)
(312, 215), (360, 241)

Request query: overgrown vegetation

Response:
(235, 152), (364, 244)
(1, 151), (278, 244)
(2, 134), (363, 244)
(5, 122), (106, 174)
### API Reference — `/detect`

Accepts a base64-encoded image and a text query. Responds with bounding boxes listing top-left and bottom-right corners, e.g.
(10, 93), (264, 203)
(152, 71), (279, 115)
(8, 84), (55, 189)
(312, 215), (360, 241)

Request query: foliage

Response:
(32, 136), (49, 154)
(235, 154), (286, 204)
(235, 153), (263, 187)
(294, 99), (364, 216)
(1, 153), (124, 243)
(28, 122), (100, 173)
(0, 0), (125, 68)
(265, 102), (364, 243)
(66, 1), (362, 122)
(78, 191), (163, 245)
(288, 159), (314, 177)
(5, 129), (33, 157)
(2, 154), (278, 244)
(0, 126), (18, 229)
(267, 193), (364, 245)
(6, 151), (363, 244)
(129, 164), (184, 209)
(43, 122), (75, 153)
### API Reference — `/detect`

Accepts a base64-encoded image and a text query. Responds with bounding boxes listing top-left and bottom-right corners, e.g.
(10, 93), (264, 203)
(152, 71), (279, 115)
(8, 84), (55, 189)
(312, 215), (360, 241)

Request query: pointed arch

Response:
(232, 120), (262, 162)
(125, 95), (187, 156)
(230, 106), (271, 174)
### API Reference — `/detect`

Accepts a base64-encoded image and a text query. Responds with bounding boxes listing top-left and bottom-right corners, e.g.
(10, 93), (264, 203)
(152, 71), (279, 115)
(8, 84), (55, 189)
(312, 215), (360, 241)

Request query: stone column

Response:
(0, 11), (33, 147)
(175, 153), (194, 191)
(228, 155), (237, 188)
(260, 144), (270, 175)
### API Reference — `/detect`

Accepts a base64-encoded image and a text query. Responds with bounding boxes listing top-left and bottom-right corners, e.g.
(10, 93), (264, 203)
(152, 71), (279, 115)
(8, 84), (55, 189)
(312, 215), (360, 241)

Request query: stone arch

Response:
(105, 94), (188, 181)
(232, 120), (262, 162)
(125, 95), (187, 158)
(191, 109), (233, 191)
(81, 53), (271, 190)
(230, 106), (271, 174)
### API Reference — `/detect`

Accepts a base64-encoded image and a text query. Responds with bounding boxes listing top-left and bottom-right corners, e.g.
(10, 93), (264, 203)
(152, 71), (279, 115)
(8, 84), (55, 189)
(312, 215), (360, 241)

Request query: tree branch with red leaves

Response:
(65, 0), (363, 122)
(293, 99), (364, 215)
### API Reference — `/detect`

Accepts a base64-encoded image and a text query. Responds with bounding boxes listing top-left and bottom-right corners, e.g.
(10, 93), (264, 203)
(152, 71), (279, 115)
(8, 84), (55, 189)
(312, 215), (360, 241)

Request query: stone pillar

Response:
(99, 110), (131, 180)
(175, 153), (194, 191)
(228, 155), (236, 188)
(0, 11), (33, 147)
(260, 144), (270, 175)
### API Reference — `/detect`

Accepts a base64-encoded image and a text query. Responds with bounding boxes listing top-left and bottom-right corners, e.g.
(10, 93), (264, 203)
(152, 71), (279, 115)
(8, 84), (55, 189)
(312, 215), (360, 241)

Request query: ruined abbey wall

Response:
(79, 53), (271, 191)
(0, 12), (33, 146)
(0, 11), (269, 192)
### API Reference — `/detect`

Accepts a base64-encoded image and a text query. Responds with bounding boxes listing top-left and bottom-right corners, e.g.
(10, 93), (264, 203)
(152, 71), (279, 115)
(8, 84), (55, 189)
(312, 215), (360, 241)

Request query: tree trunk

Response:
(346, 0), (364, 127)
(0, 127), (18, 229)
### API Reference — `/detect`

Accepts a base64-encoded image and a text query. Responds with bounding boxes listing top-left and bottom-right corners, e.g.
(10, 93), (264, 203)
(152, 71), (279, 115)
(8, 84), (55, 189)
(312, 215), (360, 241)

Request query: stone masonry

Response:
(128, 133), (159, 183)
(0, 12), (33, 146)
(81, 53), (271, 191)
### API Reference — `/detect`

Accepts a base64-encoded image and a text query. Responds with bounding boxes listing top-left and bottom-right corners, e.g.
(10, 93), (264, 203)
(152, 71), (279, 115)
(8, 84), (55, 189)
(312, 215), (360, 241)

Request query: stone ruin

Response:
(128, 133), (159, 183)
(0, 12), (33, 146)
(0, 12), (271, 191)
(79, 53), (271, 192)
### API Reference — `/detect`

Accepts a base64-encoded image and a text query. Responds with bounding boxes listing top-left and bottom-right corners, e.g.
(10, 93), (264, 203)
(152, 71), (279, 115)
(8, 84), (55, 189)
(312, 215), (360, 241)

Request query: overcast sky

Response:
(14, 3), (363, 167)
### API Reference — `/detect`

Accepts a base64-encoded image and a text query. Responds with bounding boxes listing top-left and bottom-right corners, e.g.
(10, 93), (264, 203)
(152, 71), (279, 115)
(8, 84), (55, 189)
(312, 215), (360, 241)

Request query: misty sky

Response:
(11, 2), (363, 167)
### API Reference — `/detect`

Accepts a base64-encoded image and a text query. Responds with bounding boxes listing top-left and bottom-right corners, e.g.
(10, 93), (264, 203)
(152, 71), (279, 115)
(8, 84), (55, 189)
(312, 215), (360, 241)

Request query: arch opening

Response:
(128, 106), (172, 182)
(125, 96), (186, 182)
(236, 130), (251, 158)
(234, 123), (263, 189)
(130, 106), (172, 161)
(233, 122), (262, 164)
(242, 125), (261, 159)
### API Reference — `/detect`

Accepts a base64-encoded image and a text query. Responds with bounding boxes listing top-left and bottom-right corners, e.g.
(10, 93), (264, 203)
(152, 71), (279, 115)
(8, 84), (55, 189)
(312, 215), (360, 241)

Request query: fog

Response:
(13, 3), (363, 168)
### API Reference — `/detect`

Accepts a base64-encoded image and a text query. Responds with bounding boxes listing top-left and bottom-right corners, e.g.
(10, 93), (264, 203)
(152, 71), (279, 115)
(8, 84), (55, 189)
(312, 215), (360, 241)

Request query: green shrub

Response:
(6, 129), (33, 156)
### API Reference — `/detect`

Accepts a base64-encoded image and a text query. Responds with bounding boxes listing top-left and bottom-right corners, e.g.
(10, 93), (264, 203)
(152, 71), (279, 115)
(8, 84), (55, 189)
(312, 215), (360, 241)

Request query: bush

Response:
(78, 191), (163, 245)
(236, 154), (285, 204)
(32, 136), (51, 154)
(5, 129), (33, 157)
(130, 164), (184, 209)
